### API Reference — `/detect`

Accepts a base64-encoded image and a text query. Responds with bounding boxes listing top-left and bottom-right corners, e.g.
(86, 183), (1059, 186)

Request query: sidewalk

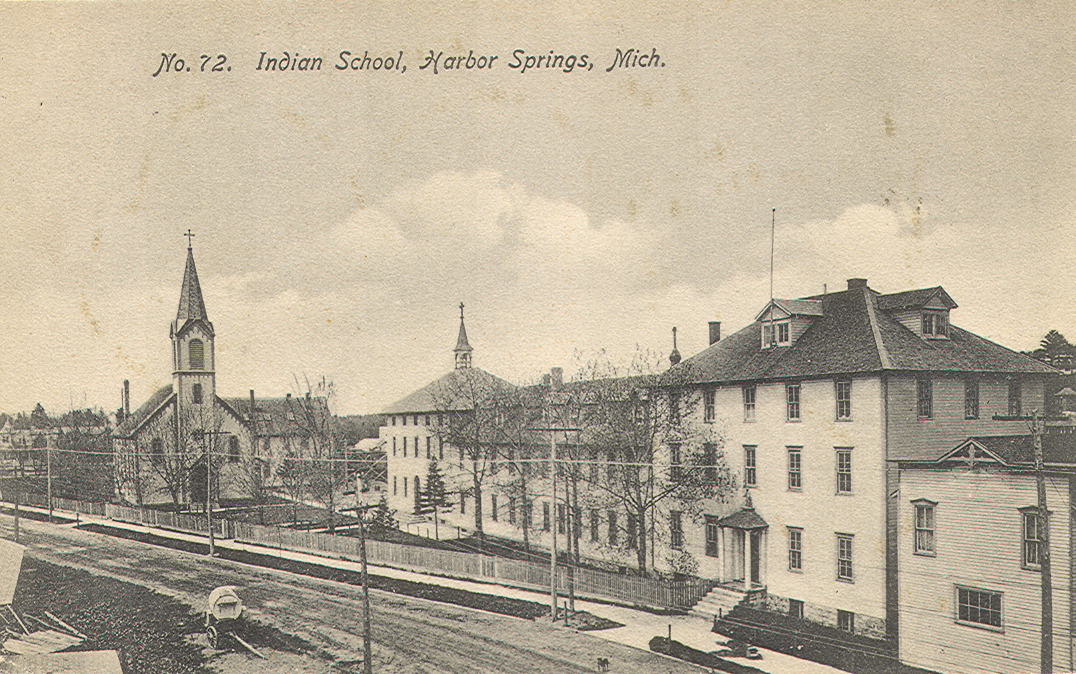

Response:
(17, 504), (845, 674)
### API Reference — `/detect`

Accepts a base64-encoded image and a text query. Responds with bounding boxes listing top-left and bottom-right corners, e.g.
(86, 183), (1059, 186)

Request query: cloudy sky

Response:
(0, 1), (1073, 415)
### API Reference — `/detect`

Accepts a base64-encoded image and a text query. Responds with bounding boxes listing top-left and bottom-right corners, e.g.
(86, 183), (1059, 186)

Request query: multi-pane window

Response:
(964, 379), (979, 419)
(669, 390), (680, 424)
(956, 587), (1002, 628)
(836, 379), (851, 420)
(778, 321), (790, 344)
(590, 509), (599, 543)
(542, 502), (550, 532)
(704, 443), (718, 482)
(669, 443), (682, 482)
(705, 516), (719, 557)
(627, 513), (638, 549)
(426, 437), (431, 460)
(608, 510), (618, 546)
(393, 476), (397, 495)
(392, 437), (397, 457)
(193, 383), (203, 404)
(838, 610), (855, 633)
(922, 311), (948, 337)
(228, 436), (240, 463)
(491, 494), (498, 521)
(508, 496), (516, 524)
(557, 503), (566, 535)
(914, 501), (936, 554)
(670, 511), (683, 550)
(744, 446), (757, 487)
(836, 449), (852, 493)
(787, 447), (802, 490)
(1023, 509), (1044, 570)
(786, 383), (801, 420)
(704, 389), (716, 423)
(788, 527), (802, 571)
(439, 438), (444, 460)
(151, 438), (164, 466)
(743, 386), (756, 422)
(189, 339), (204, 370)
(402, 436), (407, 457)
(917, 378), (933, 419)
(837, 534), (854, 582)
(459, 492), (465, 514)
(1008, 380), (1022, 417)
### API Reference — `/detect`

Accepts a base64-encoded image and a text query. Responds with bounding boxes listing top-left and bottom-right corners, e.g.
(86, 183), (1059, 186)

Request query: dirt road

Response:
(10, 517), (701, 674)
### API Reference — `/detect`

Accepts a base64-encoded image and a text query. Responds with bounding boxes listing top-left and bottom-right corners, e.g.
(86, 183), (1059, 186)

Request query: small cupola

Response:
(454, 302), (473, 369)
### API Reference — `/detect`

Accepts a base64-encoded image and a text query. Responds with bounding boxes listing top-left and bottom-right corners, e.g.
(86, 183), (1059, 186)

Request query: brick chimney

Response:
(847, 278), (868, 290)
(123, 379), (130, 417)
(249, 389), (256, 419)
(550, 367), (563, 390)
(709, 321), (722, 345)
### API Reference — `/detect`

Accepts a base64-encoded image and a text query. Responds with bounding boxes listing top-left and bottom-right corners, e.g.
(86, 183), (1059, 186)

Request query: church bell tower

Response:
(171, 233), (216, 412)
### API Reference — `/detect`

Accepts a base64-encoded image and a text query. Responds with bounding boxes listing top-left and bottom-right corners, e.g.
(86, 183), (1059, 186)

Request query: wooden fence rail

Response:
(35, 497), (712, 611)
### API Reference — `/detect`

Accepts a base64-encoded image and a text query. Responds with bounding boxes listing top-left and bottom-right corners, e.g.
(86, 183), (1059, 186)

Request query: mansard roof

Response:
(668, 284), (1055, 386)
(382, 368), (514, 415)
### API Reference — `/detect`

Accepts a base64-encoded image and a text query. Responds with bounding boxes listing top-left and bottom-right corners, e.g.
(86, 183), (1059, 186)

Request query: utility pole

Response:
(46, 443), (52, 524)
(359, 504), (373, 674)
(550, 430), (559, 620)
(1032, 410), (1052, 674)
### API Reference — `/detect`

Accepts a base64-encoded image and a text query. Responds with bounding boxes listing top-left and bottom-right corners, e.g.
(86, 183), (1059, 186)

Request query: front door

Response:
(731, 529), (745, 582)
(749, 530), (761, 586)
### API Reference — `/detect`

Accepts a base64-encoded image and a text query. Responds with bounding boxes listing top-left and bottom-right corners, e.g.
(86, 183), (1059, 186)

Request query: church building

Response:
(114, 241), (332, 507)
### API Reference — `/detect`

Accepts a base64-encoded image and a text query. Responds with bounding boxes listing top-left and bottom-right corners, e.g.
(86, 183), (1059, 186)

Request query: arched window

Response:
(229, 436), (240, 463)
(189, 339), (204, 370)
(151, 438), (164, 465)
(192, 383), (203, 404)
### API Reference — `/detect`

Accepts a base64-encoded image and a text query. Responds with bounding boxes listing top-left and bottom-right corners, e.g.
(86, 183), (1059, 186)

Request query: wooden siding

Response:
(898, 468), (1072, 674)
(887, 374), (1047, 462)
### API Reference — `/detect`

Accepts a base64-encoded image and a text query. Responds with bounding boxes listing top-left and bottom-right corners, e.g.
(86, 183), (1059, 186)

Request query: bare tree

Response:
(431, 368), (516, 544)
(289, 376), (343, 533)
(568, 349), (736, 575)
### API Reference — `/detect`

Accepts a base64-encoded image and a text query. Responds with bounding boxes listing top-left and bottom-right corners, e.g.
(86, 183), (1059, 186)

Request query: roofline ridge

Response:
(862, 287), (893, 370)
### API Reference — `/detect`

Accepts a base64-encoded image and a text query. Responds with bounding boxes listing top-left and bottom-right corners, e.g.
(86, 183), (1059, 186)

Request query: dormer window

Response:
(763, 320), (791, 348)
(921, 311), (949, 338)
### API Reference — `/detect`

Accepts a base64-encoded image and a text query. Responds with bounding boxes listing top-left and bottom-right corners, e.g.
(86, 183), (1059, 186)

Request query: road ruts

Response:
(12, 518), (698, 674)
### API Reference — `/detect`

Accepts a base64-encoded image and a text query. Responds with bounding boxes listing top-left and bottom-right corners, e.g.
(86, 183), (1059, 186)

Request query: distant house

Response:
(897, 431), (1076, 674)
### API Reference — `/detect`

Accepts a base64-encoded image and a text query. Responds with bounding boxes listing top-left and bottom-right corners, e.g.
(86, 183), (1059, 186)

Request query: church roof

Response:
(114, 384), (174, 438)
(222, 394), (332, 437)
(175, 247), (210, 329)
(383, 368), (514, 414)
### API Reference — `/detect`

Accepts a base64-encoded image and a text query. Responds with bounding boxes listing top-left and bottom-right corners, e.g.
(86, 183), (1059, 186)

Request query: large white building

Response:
(381, 278), (1057, 658)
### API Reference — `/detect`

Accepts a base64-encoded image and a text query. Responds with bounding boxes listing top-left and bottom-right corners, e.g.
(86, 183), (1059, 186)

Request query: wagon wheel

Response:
(207, 625), (219, 650)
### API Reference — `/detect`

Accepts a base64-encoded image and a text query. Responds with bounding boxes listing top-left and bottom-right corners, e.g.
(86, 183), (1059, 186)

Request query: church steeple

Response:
(454, 302), (473, 369)
(171, 235), (215, 381)
(176, 243), (209, 326)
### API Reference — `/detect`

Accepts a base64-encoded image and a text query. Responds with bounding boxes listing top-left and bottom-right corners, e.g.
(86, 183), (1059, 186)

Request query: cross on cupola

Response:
(454, 302), (473, 369)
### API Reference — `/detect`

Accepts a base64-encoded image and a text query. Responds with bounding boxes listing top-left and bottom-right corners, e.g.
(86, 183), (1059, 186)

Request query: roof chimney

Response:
(550, 367), (563, 390)
(123, 379), (130, 417)
(249, 389), (256, 419)
(847, 278), (868, 290)
(708, 321), (722, 345)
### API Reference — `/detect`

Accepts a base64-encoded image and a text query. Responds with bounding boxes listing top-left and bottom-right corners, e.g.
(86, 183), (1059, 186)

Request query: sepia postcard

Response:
(0, 2), (1073, 673)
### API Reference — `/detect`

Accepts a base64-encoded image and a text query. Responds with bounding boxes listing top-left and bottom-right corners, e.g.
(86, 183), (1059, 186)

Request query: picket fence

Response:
(33, 496), (712, 611)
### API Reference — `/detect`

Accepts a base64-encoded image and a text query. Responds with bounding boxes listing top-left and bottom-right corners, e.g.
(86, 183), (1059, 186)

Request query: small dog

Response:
(596, 657), (610, 672)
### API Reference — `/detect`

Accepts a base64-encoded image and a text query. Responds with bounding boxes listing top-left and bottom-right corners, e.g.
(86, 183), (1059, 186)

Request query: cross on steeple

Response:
(459, 302), (465, 320)
(184, 229), (195, 249)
